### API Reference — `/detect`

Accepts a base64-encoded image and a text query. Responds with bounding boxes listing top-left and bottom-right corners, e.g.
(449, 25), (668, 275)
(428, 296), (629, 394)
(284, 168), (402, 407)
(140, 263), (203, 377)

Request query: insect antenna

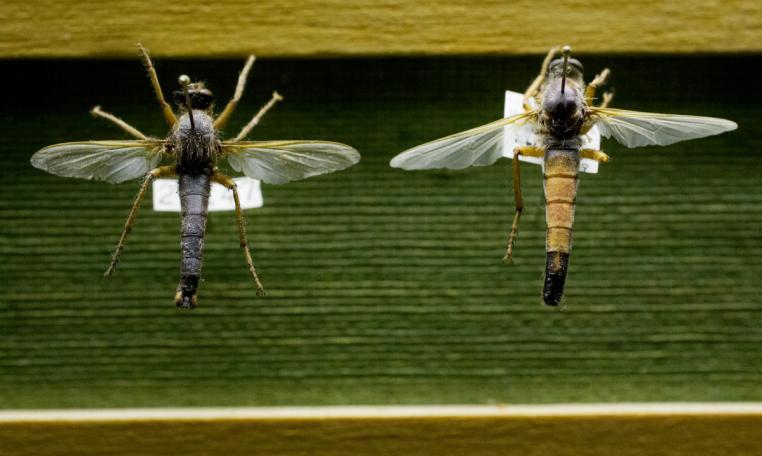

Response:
(178, 74), (196, 131)
(561, 45), (571, 94)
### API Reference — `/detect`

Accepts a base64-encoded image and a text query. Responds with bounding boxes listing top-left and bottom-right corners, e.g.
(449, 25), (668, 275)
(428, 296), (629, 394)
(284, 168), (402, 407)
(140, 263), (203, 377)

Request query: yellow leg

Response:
(137, 43), (177, 127)
(523, 46), (560, 112)
(105, 165), (176, 277)
(581, 148), (610, 163)
(214, 55), (257, 130)
(598, 91), (614, 108)
(231, 91), (284, 142)
(503, 146), (544, 264)
(212, 173), (266, 296)
(90, 105), (148, 140)
(585, 68), (611, 105)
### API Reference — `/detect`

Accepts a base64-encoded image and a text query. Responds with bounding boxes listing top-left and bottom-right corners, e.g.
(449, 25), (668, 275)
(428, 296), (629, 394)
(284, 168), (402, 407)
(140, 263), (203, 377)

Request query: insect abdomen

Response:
(175, 173), (211, 309)
(543, 148), (580, 306)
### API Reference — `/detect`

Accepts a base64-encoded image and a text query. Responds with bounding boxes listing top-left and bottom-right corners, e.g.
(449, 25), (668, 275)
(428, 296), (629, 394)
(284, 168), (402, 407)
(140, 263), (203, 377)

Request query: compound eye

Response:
(191, 92), (214, 109)
(173, 90), (185, 106)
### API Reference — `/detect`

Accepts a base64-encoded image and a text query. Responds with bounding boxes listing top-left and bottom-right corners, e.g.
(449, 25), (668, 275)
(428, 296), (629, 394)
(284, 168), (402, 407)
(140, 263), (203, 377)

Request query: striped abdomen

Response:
(543, 148), (580, 306)
(175, 173), (211, 309)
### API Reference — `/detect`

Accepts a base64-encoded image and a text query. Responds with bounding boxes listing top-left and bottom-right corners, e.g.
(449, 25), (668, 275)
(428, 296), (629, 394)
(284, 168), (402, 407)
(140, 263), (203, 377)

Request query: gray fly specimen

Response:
(31, 44), (361, 309)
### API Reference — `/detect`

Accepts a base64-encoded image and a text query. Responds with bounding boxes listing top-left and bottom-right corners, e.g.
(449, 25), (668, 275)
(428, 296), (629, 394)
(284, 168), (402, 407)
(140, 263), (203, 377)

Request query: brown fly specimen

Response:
(31, 44), (361, 309)
(390, 46), (737, 306)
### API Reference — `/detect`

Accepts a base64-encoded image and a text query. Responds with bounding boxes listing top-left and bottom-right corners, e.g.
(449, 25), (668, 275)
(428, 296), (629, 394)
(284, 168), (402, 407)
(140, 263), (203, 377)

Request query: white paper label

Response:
(152, 177), (263, 212)
(502, 90), (600, 174)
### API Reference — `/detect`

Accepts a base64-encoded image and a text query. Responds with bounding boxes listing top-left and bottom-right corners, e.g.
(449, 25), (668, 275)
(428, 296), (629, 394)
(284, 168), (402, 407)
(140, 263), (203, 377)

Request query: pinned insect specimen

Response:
(390, 45), (737, 306)
(31, 44), (361, 309)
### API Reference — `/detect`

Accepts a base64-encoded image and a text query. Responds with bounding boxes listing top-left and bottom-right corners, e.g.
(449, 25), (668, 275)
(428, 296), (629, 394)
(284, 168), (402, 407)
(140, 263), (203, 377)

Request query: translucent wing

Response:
(390, 112), (537, 170)
(590, 107), (737, 148)
(223, 140), (361, 184)
(30, 140), (164, 184)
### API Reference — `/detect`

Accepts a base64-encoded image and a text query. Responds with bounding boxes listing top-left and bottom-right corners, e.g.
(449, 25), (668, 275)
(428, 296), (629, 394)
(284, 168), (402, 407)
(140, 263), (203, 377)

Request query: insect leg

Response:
(503, 146), (544, 264)
(90, 106), (148, 140)
(137, 43), (177, 127)
(212, 173), (266, 296)
(213, 55), (256, 130)
(523, 46), (560, 111)
(104, 165), (176, 277)
(598, 91), (614, 109)
(231, 91), (284, 142)
(580, 149), (610, 163)
(585, 68), (611, 105)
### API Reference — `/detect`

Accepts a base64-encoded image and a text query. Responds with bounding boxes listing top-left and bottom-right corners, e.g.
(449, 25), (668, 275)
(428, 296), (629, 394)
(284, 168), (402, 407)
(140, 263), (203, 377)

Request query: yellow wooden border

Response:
(1, 404), (760, 455)
(2, 0), (761, 57)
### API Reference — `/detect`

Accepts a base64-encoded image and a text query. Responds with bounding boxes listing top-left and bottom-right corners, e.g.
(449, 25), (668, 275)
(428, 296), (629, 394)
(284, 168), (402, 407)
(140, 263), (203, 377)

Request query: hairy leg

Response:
(214, 55), (256, 130)
(90, 105), (148, 140)
(503, 145), (544, 263)
(598, 91), (614, 108)
(105, 165), (176, 277)
(231, 91), (284, 142)
(137, 43), (177, 127)
(581, 149), (610, 163)
(585, 68), (611, 105)
(212, 172), (266, 296)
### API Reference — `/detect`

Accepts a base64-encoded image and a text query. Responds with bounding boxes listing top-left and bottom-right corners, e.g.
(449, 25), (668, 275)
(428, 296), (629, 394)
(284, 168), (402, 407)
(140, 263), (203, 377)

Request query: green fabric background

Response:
(0, 55), (759, 408)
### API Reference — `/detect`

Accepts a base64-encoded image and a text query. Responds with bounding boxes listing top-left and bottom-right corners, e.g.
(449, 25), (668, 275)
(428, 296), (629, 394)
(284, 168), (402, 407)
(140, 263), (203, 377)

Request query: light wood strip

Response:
(2, 403), (762, 421)
(0, 405), (760, 456)
(1, 0), (761, 57)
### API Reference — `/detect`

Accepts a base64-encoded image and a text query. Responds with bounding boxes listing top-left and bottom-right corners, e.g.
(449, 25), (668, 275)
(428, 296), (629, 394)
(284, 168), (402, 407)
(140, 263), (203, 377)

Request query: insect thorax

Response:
(538, 76), (587, 142)
(541, 133), (583, 150)
(169, 111), (220, 174)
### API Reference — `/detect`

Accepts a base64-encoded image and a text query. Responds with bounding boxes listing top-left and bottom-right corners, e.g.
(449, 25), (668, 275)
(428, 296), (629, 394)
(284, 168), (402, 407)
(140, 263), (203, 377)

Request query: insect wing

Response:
(590, 107), (737, 148)
(389, 112), (536, 170)
(30, 140), (164, 184)
(223, 141), (361, 184)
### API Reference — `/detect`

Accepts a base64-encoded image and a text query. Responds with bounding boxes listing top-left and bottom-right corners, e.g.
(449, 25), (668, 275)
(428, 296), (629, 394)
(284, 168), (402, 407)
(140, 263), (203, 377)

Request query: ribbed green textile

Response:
(0, 56), (759, 408)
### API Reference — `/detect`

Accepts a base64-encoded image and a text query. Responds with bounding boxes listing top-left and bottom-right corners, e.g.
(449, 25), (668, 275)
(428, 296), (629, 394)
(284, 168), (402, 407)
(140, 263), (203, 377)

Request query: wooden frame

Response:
(1, 0), (761, 57)
(1, 404), (760, 455)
